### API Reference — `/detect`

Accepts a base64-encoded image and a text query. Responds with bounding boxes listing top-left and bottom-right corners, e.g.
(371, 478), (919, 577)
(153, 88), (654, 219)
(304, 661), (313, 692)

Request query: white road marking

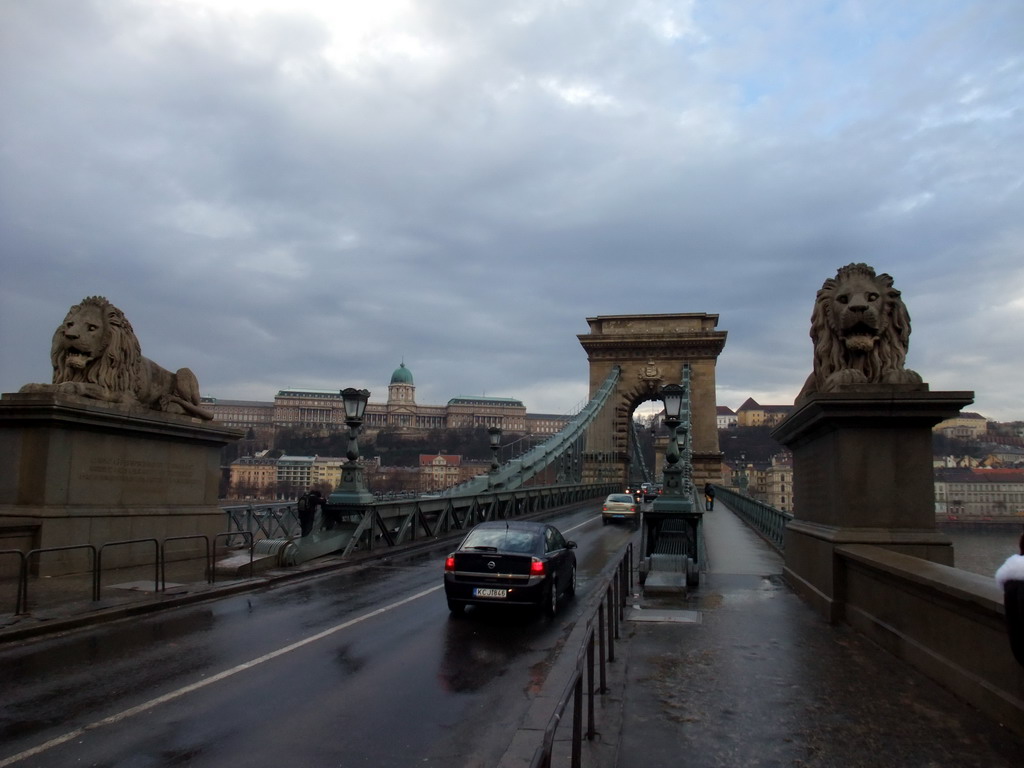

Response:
(0, 584), (444, 767)
(564, 514), (601, 535)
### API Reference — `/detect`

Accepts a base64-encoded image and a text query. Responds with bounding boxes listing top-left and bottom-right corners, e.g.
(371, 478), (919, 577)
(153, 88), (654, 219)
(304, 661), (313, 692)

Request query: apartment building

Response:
(934, 467), (1024, 520)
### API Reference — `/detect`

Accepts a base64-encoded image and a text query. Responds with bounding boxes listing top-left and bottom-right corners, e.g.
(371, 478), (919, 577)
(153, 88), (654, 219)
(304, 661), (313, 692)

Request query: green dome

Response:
(390, 362), (414, 385)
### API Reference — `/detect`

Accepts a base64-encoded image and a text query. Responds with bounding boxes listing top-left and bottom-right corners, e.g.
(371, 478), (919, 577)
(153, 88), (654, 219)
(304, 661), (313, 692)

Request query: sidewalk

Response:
(614, 501), (1022, 767)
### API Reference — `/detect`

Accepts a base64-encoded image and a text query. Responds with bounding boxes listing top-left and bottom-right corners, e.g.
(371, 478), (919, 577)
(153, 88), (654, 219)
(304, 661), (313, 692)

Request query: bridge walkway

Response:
(614, 499), (1022, 767)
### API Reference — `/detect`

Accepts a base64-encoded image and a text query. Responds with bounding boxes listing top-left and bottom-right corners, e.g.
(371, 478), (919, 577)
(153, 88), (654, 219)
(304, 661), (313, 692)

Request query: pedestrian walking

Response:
(298, 489), (317, 537)
(995, 529), (1024, 667)
(704, 482), (715, 511)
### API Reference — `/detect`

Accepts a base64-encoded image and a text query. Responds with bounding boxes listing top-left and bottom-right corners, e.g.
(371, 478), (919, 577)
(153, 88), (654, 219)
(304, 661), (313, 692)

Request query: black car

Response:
(443, 521), (577, 616)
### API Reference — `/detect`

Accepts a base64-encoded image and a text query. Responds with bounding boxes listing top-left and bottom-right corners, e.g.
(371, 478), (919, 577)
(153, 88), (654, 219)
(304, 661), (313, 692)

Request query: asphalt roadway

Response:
(3, 503), (1023, 767)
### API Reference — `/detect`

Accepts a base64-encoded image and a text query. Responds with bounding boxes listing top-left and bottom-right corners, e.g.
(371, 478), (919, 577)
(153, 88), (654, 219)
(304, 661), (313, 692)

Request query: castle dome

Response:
(390, 362), (414, 385)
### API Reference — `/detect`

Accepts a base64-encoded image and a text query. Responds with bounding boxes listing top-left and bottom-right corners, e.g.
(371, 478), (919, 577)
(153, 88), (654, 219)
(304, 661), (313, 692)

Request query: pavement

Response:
(609, 501), (1023, 768)
(3, 506), (1024, 767)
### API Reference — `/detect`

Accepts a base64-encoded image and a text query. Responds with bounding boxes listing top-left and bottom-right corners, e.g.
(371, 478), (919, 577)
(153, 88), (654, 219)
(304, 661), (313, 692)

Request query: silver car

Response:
(602, 493), (639, 528)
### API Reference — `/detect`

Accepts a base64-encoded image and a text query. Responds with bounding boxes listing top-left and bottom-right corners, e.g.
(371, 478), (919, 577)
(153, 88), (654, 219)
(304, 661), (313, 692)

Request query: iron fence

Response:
(531, 541), (633, 768)
(3, 532), (257, 616)
(711, 485), (792, 552)
(222, 503), (300, 543)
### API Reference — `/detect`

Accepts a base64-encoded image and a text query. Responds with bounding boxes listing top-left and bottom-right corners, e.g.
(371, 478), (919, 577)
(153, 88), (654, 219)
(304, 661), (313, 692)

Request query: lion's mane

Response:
(797, 263), (923, 401)
(51, 296), (142, 393)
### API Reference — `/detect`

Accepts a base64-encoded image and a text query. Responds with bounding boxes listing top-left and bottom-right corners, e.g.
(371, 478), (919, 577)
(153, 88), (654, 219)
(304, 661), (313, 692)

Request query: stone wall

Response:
(0, 392), (242, 575)
(836, 544), (1024, 737)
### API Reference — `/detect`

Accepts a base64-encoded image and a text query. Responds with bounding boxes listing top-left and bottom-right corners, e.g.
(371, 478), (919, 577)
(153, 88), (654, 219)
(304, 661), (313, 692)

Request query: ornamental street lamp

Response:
(327, 387), (374, 513)
(488, 426), (502, 471)
(487, 426), (503, 488)
(647, 378), (700, 590)
(658, 384), (686, 497)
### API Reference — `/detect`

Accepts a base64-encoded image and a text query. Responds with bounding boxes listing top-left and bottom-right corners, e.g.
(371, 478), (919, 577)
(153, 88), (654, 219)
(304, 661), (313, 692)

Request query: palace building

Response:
(203, 362), (540, 440)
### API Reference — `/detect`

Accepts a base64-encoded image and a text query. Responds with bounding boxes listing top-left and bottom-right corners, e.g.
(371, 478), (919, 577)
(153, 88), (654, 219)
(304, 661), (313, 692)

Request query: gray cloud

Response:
(2, 0), (1022, 420)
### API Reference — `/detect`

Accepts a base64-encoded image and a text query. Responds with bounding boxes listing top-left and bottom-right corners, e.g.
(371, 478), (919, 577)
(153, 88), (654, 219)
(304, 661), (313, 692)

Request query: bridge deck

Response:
(616, 500), (1022, 767)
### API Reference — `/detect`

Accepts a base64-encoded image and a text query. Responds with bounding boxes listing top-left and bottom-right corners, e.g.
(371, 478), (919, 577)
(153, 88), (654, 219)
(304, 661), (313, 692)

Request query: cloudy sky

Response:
(2, 0), (1021, 421)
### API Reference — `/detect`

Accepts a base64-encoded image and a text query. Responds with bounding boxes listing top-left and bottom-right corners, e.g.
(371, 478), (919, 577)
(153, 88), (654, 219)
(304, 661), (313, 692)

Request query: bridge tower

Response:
(577, 313), (727, 488)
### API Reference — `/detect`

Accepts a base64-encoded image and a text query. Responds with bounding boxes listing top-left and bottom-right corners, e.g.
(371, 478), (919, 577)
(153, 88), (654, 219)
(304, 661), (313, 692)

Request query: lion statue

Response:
(19, 296), (214, 420)
(796, 263), (924, 402)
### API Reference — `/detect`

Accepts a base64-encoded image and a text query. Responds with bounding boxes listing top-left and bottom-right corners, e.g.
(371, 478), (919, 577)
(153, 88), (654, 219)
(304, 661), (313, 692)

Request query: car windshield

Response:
(607, 494), (634, 503)
(462, 528), (539, 554)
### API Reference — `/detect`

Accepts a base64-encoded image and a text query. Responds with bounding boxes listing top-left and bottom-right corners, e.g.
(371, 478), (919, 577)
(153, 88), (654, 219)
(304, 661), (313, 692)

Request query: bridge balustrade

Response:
(335, 481), (620, 558)
(527, 541), (634, 768)
(711, 485), (792, 551)
(222, 503), (300, 542)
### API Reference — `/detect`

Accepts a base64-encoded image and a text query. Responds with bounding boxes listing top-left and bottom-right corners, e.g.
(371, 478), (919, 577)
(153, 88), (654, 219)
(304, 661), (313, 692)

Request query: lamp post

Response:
(646, 380), (700, 590)
(651, 382), (695, 515)
(738, 451), (749, 495)
(327, 387), (374, 512)
(657, 384), (686, 497)
(487, 426), (503, 488)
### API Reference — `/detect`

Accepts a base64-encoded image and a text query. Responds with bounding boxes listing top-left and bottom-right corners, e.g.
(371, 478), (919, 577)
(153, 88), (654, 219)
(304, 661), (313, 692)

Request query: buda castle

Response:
(203, 363), (568, 443)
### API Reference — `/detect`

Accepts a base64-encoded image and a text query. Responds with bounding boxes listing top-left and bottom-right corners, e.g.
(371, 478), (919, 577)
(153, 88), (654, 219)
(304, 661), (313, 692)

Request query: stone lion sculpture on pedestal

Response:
(20, 296), (214, 420)
(796, 263), (924, 402)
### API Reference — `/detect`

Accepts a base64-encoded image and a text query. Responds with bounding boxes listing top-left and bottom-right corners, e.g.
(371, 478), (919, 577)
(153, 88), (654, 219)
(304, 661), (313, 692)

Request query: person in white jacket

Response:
(994, 530), (1024, 667)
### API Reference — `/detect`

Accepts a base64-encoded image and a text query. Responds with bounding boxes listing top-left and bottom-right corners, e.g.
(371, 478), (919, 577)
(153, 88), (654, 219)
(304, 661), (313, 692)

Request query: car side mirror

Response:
(566, 541), (577, 550)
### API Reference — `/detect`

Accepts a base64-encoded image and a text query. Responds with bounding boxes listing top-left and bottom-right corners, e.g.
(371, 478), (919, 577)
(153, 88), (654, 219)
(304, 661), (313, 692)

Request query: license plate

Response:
(473, 588), (507, 598)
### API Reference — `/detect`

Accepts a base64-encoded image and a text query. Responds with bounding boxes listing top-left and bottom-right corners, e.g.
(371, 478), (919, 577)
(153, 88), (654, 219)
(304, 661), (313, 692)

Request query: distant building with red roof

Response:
(419, 453), (463, 492)
(735, 398), (792, 428)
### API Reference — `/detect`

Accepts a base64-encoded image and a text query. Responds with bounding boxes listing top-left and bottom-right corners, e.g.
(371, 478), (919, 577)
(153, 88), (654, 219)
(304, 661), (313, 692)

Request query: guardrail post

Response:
(586, 633), (596, 740)
(0, 550), (29, 615)
(97, 539), (160, 597)
(571, 673), (583, 768)
(23, 545), (98, 608)
(606, 584), (616, 662)
(160, 535), (213, 590)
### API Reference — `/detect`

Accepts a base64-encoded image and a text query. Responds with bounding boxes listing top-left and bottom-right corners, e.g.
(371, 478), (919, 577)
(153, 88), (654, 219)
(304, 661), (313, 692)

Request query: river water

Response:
(942, 524), (1023, 578)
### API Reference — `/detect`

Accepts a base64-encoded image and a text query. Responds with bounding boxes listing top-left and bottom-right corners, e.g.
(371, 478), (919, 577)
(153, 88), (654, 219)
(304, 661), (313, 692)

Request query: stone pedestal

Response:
(771, 388), (974, 622)
(0, 392), (242, 575)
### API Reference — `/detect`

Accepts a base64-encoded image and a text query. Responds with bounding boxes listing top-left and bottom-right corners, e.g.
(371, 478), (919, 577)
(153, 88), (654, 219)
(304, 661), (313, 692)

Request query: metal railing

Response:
(531, 541), (634, 768)
(4, 533), (256, 616)
(0, 549), (28, 615)
(334, 482), (620, 558)
(223, 483), (621, 561)
(98, 539), (160, 595)
(222, 503), (300, 543)
(712, 485), (792, 552)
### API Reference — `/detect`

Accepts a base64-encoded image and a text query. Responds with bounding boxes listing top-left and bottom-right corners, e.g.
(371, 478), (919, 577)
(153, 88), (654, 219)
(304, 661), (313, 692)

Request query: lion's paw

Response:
(823, 369), (868, 390)
(882, 368), (923, 386)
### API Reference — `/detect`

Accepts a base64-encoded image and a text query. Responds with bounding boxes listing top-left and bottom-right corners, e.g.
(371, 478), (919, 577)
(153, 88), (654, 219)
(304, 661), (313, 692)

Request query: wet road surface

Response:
(0, 507), (635, 768)
(616, 504), (1023, 768)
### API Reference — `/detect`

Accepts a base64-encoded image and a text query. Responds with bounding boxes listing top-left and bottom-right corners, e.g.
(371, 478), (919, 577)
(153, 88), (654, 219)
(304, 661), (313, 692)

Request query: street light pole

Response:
(487, 426), (503, 488)
(646, 376), (701, 589)
(656, 384), (688, 499)
(327, 388), (375, 514)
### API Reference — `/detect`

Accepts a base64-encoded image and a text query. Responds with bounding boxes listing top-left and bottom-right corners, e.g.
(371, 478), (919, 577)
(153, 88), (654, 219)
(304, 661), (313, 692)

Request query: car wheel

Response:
(544, 577), (558, 617)
(566, 564), (576, 597)
(447, 599), (463, 616)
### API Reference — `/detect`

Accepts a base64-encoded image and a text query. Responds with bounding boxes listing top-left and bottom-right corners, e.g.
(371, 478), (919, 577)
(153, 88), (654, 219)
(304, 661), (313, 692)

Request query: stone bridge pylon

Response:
(577, 313), (727, 488)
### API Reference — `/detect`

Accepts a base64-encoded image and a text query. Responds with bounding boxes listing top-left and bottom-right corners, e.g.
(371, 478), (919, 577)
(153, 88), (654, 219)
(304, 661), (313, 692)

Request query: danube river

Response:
(942, 523), (1024, 577)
